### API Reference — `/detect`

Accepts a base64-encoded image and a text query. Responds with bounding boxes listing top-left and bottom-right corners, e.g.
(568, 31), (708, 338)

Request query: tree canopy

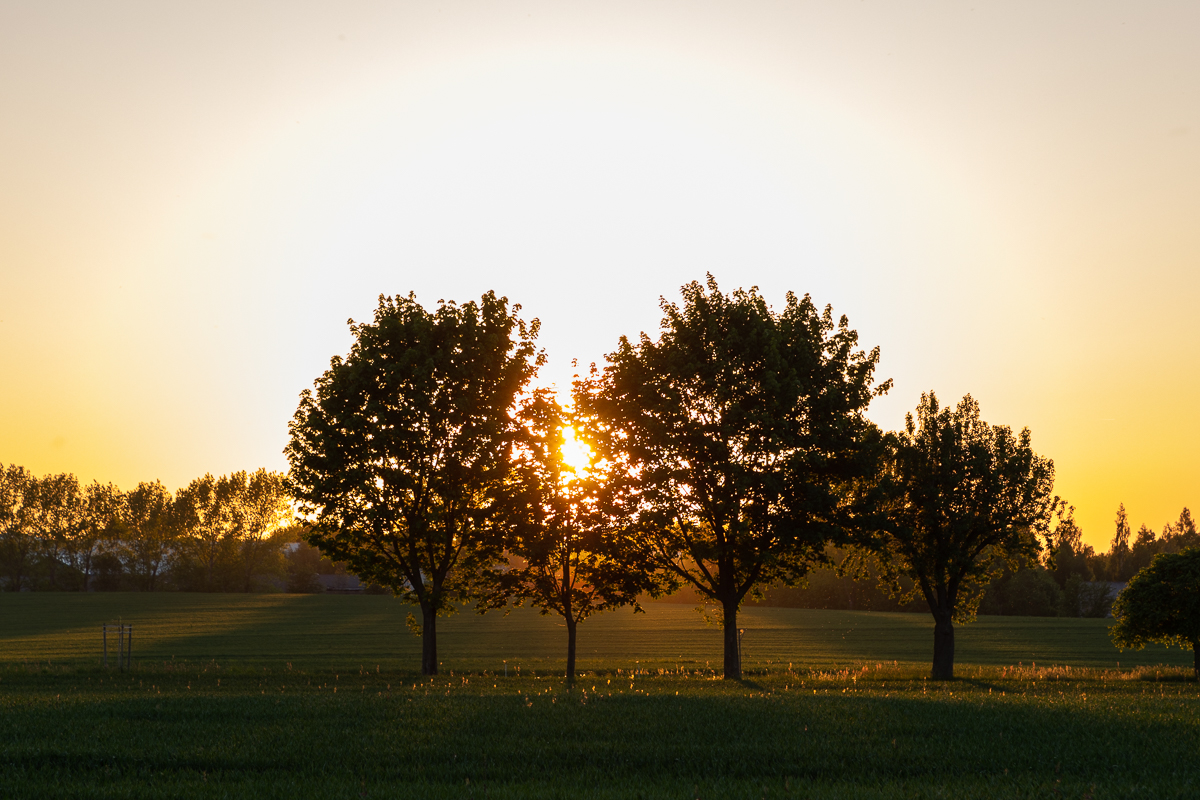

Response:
(285, 291), (542, 675)
(870, 393), (1057, 679)
(1111, 547), (1200, 679)
(577, 276), (889, 679)
(121, 481), (176, 591)
(486, 389), (666, 686)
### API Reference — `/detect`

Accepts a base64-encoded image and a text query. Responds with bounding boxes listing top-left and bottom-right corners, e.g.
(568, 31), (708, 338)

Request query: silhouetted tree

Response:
(175, 473), (239, 590)
(1045, 508), (1093, 589)
(1109, 503), (1131, 580)
(120, 481), (177, 591)
(578, 277), (888, 679)
(871, 393), (1056, 679)
(76, 482), (123, 590)
(287, 292), (541, 675)
(978, 565), (1062, 617)
(1124, 523), (1162, 580)
(30, 472), (82, 590)
(487, 390), (668, 687)
(1161, 508), (1200, 554)
(285, 538), (326, 593)
(0, 464), (37, 591)
(226, 469), (292, 591)
(1111, 548), (1200, 679)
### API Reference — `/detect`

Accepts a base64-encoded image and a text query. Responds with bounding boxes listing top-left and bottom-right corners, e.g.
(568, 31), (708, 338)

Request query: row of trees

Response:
(0, 467), (292, 592)
(754, 501), (1193, 618)
(1106, 505), (1198, 582)
(286, 279), (1062, 681)
(8, 262), (1193, 680)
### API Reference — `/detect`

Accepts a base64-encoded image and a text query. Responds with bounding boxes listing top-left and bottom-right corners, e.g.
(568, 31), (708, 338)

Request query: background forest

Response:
(2, 461), (1194, 619)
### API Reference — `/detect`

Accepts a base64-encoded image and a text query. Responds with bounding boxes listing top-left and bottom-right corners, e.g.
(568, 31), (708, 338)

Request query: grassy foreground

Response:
(2, 662), (1199, 799)
(2, 595), (1198, 798)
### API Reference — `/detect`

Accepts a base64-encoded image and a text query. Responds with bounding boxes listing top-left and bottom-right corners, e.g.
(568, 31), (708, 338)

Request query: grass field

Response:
(2, 595), (1198, 798)
(0, 593), (1192, 672)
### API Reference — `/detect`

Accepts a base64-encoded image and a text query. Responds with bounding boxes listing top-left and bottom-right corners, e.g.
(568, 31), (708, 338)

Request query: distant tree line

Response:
(4, 458), (1185, 622)
(0, 467), (296, 592)
(737, 503), (1198, 619)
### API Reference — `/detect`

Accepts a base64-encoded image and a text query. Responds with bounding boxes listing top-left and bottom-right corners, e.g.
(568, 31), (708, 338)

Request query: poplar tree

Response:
(1110, 503), (1132, 580)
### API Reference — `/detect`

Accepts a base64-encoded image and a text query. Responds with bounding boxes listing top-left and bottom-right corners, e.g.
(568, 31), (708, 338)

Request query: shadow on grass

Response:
(5, 595), (1198, 677)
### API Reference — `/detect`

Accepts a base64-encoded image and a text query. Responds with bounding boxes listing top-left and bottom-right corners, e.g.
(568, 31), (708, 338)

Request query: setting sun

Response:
(559, 426), (594, 475)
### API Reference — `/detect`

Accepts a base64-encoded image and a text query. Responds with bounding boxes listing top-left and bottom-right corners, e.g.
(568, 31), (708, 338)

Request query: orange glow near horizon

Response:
(1, 2), (1198, 553)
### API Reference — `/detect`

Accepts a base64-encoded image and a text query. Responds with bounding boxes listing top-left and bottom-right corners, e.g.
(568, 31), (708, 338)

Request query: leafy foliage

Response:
(286, 291), (542, 674)
(172, 471), (292, 592)
(1111, 547), (1200, 678)
(120, 481), (177, 591)
(977, 566), (1062, 617)
(229, 470), (293, 592)
(486, 390), (668, 683)
(0, 464), (38, 590)
(578, 276), (888, 678)
(174, 474), (239, 590)
(1060, 574), (1115, 619)
(870, 393), (1057, 678)
(0, 464), (291, 594)
(1105, 508), (1200, 582)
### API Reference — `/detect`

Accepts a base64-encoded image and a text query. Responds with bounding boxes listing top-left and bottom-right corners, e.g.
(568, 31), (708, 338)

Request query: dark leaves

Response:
(285, 292), (541, 618)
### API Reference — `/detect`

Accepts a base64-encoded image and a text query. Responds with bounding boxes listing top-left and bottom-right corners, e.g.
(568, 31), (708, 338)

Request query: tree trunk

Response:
(563, 557), (575, 688)
(723, 597), (741, 680)
(244, 554), (255, 593)
(931, 610), (955, 680)
(1193, 637), (1199, 681)
(566, 616), (577, 689)
(421, 605), (438, 675)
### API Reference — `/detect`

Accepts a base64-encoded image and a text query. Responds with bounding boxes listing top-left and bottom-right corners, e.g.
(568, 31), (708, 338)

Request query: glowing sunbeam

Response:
(560, 426), (593, 475)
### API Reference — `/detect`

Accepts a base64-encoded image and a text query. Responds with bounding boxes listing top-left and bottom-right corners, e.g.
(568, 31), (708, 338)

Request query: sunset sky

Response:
(2, 1), (1197, 550)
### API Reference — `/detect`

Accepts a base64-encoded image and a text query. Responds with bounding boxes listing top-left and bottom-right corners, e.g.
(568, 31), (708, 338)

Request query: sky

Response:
(1, 1), (1197, 550)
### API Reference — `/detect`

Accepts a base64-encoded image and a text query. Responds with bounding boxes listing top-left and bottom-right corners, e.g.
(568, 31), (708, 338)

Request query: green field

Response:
(0, 593), (1192, 672)
(2, 595), (1198, 798)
